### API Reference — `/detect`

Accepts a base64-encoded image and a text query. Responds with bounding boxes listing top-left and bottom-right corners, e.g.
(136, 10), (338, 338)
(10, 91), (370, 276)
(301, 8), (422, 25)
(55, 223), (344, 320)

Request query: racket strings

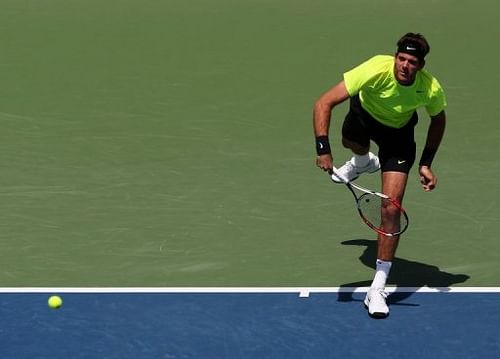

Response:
(357, 193), (407, 235)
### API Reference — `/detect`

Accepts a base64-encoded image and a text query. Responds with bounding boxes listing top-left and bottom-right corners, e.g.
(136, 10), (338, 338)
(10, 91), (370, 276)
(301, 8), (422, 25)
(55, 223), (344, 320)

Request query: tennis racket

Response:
(329, 168), (409, 237)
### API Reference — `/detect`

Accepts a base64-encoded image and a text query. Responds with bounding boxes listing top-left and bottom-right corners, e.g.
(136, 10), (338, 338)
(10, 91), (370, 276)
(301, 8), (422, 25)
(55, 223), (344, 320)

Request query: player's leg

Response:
(364, 114), (417, 318)
(342, 137), (369, 155)
(332, 96), (380, 183)
(364, 171), (408, 318)
(377, 171), (409, 260)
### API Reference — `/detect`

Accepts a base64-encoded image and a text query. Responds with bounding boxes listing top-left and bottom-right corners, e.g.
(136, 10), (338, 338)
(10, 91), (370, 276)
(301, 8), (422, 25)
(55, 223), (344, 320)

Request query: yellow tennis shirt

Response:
(343, 55), (447, 128)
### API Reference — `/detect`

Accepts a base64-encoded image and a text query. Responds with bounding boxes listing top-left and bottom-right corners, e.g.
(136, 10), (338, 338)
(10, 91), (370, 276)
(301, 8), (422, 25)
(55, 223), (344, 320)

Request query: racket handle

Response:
(329, 167), (348, 184)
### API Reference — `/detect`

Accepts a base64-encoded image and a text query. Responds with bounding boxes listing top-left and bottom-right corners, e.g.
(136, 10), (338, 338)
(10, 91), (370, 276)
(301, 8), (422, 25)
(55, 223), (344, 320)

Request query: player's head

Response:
(396, 32), (430, 65)
(394, 33), (429, 85)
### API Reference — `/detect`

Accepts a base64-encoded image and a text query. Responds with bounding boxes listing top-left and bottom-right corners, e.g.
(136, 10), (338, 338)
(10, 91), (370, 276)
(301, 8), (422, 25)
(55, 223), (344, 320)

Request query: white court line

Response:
(1, 287), (500, 297)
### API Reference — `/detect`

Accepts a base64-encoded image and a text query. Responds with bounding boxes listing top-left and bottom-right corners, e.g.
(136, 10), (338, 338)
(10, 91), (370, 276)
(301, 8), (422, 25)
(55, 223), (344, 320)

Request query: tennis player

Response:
(313, 33), (447, 318)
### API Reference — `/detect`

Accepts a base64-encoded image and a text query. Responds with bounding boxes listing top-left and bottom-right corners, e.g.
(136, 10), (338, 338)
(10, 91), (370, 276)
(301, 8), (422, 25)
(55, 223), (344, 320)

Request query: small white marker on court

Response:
(299, 289), (310, 298)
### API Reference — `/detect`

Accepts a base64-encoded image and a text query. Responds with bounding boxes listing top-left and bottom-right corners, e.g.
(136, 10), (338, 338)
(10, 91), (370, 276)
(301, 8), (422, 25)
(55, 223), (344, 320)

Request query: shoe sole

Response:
(364, 299), (389, 319)
(331, 167), (380, 184)
(331, 175), (358, 184)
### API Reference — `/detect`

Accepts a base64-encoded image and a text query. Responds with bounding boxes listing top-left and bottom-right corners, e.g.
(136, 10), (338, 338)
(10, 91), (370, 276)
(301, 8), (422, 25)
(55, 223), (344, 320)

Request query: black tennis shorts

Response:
(342, 95), (417, 174)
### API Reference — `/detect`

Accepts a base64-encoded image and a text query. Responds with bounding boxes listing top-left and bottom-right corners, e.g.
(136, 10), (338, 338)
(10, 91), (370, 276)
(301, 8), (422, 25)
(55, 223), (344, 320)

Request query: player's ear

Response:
(419, 59), (426, 69)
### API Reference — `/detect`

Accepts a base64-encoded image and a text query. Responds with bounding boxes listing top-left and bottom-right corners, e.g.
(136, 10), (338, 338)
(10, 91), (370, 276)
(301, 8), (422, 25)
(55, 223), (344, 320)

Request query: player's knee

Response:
(381, 201), (400, 219)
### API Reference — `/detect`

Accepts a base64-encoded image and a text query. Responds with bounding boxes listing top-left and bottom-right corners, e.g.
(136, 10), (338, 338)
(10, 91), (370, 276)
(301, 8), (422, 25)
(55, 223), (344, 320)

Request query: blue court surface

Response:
(1, 288), (499, 359)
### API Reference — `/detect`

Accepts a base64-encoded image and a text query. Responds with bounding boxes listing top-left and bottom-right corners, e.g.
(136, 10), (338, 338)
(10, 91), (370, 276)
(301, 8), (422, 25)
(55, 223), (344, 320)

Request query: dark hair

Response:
(396, 33), (430, 61)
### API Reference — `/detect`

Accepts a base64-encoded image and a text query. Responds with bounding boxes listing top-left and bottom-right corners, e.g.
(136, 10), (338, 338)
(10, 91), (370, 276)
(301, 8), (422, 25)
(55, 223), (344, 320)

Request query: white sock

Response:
(353, 153), (370, 167)
(370, 259), (392, 289)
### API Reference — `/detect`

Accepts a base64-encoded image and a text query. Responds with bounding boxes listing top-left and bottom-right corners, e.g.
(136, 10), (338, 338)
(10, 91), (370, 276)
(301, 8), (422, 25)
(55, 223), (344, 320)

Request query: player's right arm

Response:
(313, 80), (350, 171)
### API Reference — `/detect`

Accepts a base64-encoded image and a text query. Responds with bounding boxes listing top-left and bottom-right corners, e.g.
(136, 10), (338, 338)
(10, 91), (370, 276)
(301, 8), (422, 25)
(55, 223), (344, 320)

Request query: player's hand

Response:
(316, 154), (333, 172)
(419, 165), (437, 192)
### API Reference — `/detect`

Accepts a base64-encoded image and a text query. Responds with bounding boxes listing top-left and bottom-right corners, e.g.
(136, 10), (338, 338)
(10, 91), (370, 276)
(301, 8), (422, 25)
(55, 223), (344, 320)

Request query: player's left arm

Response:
(419, 110), (446, 192)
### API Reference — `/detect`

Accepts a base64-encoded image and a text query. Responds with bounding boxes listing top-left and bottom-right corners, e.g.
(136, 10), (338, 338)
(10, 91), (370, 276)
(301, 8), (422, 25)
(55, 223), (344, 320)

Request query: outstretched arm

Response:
(313, 80), (350, 171)
(419, 110), (446, 191)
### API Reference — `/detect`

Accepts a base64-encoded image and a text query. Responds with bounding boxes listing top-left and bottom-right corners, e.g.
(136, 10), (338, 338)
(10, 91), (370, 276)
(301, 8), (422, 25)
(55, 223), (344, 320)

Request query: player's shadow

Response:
(337, 239), (470, 306)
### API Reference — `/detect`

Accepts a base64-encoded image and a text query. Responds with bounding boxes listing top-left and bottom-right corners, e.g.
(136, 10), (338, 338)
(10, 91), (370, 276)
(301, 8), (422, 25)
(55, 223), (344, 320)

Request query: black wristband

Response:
(419, 147), (437, 167)
(315, 136), (331, 155)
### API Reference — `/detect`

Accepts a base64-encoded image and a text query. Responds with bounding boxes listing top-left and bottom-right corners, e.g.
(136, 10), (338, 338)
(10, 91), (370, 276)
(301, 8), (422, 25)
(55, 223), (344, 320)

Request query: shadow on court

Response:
(337, 239), (470, 305)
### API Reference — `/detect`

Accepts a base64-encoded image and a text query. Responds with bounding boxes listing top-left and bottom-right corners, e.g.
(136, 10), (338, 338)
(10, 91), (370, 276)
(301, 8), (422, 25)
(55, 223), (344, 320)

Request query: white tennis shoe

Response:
(364, 288), (389, 318)
(331, 152), (380, 183)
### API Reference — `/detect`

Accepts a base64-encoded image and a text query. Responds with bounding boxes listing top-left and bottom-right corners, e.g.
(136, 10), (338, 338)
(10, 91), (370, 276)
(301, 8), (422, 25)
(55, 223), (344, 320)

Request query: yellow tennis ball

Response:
(48, 295), (63, 309)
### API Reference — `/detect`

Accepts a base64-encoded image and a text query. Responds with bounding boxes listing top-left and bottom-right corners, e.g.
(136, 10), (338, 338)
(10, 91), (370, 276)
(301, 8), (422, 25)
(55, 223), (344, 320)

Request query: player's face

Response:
(394, 52), (423, 85)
